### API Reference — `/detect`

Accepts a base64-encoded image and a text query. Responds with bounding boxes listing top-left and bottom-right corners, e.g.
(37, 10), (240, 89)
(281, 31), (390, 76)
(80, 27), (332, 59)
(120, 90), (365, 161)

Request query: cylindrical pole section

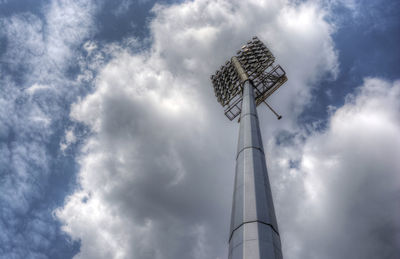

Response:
(228, 79), (282, 259)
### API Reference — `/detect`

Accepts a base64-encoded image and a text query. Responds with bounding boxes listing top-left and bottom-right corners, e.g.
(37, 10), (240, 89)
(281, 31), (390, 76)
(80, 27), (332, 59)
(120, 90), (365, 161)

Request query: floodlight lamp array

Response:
(210, 36), (287, 121)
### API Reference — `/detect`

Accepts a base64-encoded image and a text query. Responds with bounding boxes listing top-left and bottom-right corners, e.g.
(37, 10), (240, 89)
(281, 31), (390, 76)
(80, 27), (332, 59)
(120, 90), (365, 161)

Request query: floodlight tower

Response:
(210, 37), (287, 259)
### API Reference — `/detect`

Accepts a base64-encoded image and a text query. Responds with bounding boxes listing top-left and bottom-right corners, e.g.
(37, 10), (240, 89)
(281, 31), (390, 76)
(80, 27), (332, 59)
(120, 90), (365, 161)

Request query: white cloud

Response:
(268, 78), (400, 259)
(83, 41), (98, 54)
(25, 83), (54, 95)
(0, 0), (98, 257)
(0, 0), (97, 199)
(55, 0), (341, 258)
(44, 0), (97, 68)
(60, 128), (78, 152)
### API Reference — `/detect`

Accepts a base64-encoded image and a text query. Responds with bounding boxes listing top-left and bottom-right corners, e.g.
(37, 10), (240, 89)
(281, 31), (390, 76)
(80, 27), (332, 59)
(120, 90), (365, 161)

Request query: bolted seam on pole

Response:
(228, 61), (282, 259)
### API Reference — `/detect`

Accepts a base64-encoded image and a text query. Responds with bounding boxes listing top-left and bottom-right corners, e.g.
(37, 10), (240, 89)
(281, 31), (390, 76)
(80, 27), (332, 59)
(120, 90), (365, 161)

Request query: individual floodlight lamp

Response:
(210, 36), (287, 259)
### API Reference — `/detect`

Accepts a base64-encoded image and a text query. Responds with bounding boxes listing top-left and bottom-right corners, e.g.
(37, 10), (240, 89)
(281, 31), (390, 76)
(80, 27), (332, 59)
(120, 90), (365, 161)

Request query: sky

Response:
(0, 0), (399, 259)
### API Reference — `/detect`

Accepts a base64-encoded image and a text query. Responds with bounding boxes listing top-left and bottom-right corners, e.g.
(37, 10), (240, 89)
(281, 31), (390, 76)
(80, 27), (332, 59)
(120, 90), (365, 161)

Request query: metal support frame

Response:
(211, 37), (287, 121)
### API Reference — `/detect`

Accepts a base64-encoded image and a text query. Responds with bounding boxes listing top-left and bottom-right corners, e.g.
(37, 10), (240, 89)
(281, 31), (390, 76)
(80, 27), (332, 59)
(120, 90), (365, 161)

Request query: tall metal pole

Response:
(228, 58), (282, 259)
(210, 36), (287, 259)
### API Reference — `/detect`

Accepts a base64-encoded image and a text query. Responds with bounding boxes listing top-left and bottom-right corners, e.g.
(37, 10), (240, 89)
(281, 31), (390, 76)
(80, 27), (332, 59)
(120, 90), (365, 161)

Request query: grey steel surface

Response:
(232, 56), (249, 82)
(228, 80), (282, 259)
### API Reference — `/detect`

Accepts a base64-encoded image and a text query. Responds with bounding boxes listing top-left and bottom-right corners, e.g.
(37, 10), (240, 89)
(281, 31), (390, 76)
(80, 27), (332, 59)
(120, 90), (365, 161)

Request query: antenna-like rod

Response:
(264, 101), (282, 120)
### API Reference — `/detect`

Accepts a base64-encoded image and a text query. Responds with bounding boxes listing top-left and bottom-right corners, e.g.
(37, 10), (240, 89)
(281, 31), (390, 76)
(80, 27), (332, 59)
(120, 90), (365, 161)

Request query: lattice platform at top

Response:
(210, 36), (287, 121)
